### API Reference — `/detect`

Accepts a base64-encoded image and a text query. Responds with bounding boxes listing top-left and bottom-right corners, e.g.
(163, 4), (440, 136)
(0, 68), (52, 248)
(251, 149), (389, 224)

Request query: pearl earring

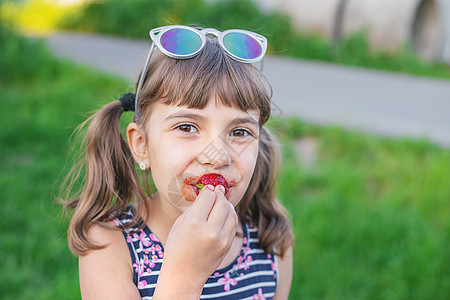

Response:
(139, 162), (147, 171)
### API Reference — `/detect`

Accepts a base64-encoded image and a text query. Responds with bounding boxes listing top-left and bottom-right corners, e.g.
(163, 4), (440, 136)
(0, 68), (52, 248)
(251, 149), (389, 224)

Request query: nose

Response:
(196, 137), (231, 169)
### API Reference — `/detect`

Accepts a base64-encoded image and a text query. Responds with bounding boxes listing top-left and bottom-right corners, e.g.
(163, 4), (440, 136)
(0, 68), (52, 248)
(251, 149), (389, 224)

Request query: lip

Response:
(182, 174), (237, 201)
(183, 174), (237, 187)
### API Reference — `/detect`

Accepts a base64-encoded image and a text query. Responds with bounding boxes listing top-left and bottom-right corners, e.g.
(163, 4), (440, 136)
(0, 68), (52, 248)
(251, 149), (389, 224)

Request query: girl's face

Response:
(144, 98), (260, 210)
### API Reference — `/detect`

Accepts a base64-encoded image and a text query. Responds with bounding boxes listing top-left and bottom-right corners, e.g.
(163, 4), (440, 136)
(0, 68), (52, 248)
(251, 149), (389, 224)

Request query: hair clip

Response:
(119, 92), (136, 112)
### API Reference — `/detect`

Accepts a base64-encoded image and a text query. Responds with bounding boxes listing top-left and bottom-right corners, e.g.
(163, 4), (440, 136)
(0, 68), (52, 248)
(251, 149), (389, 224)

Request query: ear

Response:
(126, 122), (149, 168)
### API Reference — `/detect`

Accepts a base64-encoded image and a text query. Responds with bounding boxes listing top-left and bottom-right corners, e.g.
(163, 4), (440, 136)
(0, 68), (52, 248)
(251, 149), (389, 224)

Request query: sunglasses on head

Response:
(134, 25), (268, 120)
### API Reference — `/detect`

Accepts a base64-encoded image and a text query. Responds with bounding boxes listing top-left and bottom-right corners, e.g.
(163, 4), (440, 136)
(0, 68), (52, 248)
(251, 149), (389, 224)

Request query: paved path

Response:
(46, 32), (450, 147)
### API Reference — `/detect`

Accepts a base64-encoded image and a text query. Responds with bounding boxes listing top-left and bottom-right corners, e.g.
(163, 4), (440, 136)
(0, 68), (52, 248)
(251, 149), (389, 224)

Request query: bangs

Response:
(138, 38), (271, 125)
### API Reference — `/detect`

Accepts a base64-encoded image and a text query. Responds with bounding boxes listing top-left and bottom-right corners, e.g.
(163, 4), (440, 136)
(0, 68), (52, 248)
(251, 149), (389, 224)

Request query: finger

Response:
(189, 185), (216, 220)
(207, 185), (231, 228)
(222, 202), (238, 246)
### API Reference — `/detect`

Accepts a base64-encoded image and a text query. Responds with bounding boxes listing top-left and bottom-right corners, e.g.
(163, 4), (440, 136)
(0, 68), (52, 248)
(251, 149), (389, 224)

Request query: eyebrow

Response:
(164, 112), (208, 123)
(164, 112), (259, 127)
(229, 117), (259, 127)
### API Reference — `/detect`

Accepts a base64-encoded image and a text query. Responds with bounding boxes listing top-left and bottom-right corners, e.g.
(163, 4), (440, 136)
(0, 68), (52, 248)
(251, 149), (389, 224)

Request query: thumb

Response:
(189, 185), (216, 220)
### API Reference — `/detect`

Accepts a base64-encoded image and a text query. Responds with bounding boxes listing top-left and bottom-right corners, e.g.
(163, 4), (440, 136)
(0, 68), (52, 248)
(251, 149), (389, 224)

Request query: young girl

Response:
(63, 25), (294, 299)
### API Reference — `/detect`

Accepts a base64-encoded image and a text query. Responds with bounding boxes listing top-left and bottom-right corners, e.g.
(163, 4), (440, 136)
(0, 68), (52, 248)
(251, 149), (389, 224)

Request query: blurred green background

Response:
(1, 0), (449, 299)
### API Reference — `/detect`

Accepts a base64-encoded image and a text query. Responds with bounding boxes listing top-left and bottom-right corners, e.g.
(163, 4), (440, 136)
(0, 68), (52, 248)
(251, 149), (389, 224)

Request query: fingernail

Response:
(218, 185), (225, 193)
(205, 185), (214, 191)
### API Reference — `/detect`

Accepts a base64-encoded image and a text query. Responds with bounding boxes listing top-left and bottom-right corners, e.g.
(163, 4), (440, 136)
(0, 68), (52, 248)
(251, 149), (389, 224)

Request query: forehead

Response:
(150, 98), (260, 124)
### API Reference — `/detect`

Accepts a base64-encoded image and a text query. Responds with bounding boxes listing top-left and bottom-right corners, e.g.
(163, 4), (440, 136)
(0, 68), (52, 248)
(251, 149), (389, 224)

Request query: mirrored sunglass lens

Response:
(160, 28), (202, 55)
(223, 32), (262, 60)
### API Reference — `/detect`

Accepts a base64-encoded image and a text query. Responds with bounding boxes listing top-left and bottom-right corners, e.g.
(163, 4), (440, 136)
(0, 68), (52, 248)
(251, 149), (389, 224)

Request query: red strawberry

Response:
(196, 173), (228, 195)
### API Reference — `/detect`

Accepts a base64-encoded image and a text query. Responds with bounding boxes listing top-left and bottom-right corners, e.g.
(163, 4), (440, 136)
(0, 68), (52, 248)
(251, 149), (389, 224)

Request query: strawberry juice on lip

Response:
(182, 173), (233, 202)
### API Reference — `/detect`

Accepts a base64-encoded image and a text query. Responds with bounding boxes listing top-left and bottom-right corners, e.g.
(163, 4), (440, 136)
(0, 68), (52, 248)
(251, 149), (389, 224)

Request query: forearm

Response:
(152, 265), (206, 299)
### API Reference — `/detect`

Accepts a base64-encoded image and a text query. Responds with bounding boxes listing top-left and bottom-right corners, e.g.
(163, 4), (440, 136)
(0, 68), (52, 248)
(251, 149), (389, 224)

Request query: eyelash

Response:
(175, 124), (198, 133)
(175, 124), (253, 137)
(230, 128), (252, 137)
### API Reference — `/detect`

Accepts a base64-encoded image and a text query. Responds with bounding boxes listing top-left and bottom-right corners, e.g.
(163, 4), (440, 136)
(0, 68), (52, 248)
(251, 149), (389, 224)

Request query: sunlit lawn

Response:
(271, 118), (450, 299)
(1, 32), (449, 299)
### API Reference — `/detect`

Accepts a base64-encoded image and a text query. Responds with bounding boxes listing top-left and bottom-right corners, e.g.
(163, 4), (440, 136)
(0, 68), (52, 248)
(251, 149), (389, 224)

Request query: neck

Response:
(146, 192), (183, 245)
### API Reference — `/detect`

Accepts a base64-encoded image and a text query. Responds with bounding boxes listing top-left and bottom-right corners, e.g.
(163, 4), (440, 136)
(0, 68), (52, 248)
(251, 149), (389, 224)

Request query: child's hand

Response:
(154, 184), (238, 299)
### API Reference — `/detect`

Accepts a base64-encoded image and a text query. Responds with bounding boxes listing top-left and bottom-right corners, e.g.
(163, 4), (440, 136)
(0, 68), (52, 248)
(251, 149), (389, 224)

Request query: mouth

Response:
(182, 173), (236, 202)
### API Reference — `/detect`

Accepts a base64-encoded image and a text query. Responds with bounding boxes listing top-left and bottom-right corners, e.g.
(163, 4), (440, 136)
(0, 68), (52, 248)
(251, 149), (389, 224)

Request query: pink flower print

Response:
(237, 256), (244, 268)
(149, 233), (159, 242)
(149, 244), (157, 254)
(252, 288), (266, 300)
(126, 235), (133, 243)
(133, 260), (145, 277)
(133, 231), (151, 250)
(152, 255), (158, 262)
(155, 244), (162, 252)
(218, 272), (237, 292)
(138, 261), (145, 276)
(143, 255), (150, 266)
(138, 280), (147, 289)
(240, 255), (252, 271)
(213, 272), (220, 278)
(158, 251), (164, 258)
(241, 261), (249, 270)
(148, 260), (155, 268)
(271, 261), (277, 278)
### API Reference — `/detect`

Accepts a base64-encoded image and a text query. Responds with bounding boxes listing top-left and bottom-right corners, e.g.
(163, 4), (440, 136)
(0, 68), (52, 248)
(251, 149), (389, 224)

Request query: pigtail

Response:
(237, 126), (294, 258)
(61, 100), (148, 256)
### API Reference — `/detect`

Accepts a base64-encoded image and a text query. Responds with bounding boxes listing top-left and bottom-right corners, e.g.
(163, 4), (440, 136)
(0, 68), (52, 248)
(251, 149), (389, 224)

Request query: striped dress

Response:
(114, 206), (278, 299)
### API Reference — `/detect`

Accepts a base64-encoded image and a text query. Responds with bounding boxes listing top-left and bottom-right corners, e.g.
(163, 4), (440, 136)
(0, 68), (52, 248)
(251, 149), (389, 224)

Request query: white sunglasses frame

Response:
(134, 25), (268, 120)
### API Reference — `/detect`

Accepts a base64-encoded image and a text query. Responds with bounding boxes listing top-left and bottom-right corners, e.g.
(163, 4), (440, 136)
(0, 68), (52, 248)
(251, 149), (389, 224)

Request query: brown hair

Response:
(62, 37), (294, 257)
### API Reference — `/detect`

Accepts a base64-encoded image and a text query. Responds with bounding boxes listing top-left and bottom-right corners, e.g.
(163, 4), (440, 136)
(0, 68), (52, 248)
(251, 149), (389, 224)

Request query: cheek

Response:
(240, 142), (259, 175)
(148, 145), (195, 208)
(231, 142), (259, 202)
(148, 139), (197, 189)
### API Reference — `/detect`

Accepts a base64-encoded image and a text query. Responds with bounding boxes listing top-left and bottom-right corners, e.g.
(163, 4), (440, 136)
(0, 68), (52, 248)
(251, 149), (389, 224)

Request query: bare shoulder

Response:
(274, 246), (293, 300)
(79, 223), (140, 300)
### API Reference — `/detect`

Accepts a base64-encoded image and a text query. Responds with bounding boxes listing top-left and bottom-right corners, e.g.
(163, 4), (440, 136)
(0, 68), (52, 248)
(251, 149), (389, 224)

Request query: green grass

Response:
(1, 27), (449, 299)
(268, 118), (450, 299)
(0, 25), (130, 299)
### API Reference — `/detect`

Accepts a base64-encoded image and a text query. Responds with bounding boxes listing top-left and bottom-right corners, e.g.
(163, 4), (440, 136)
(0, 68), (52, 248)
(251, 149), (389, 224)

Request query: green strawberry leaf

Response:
(196, 183), (205, 191)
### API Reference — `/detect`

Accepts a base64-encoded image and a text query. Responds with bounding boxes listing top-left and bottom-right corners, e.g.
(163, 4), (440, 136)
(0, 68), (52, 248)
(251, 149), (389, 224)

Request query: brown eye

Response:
(176, 124), (198, 133)
(231, 129), (250, 137)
